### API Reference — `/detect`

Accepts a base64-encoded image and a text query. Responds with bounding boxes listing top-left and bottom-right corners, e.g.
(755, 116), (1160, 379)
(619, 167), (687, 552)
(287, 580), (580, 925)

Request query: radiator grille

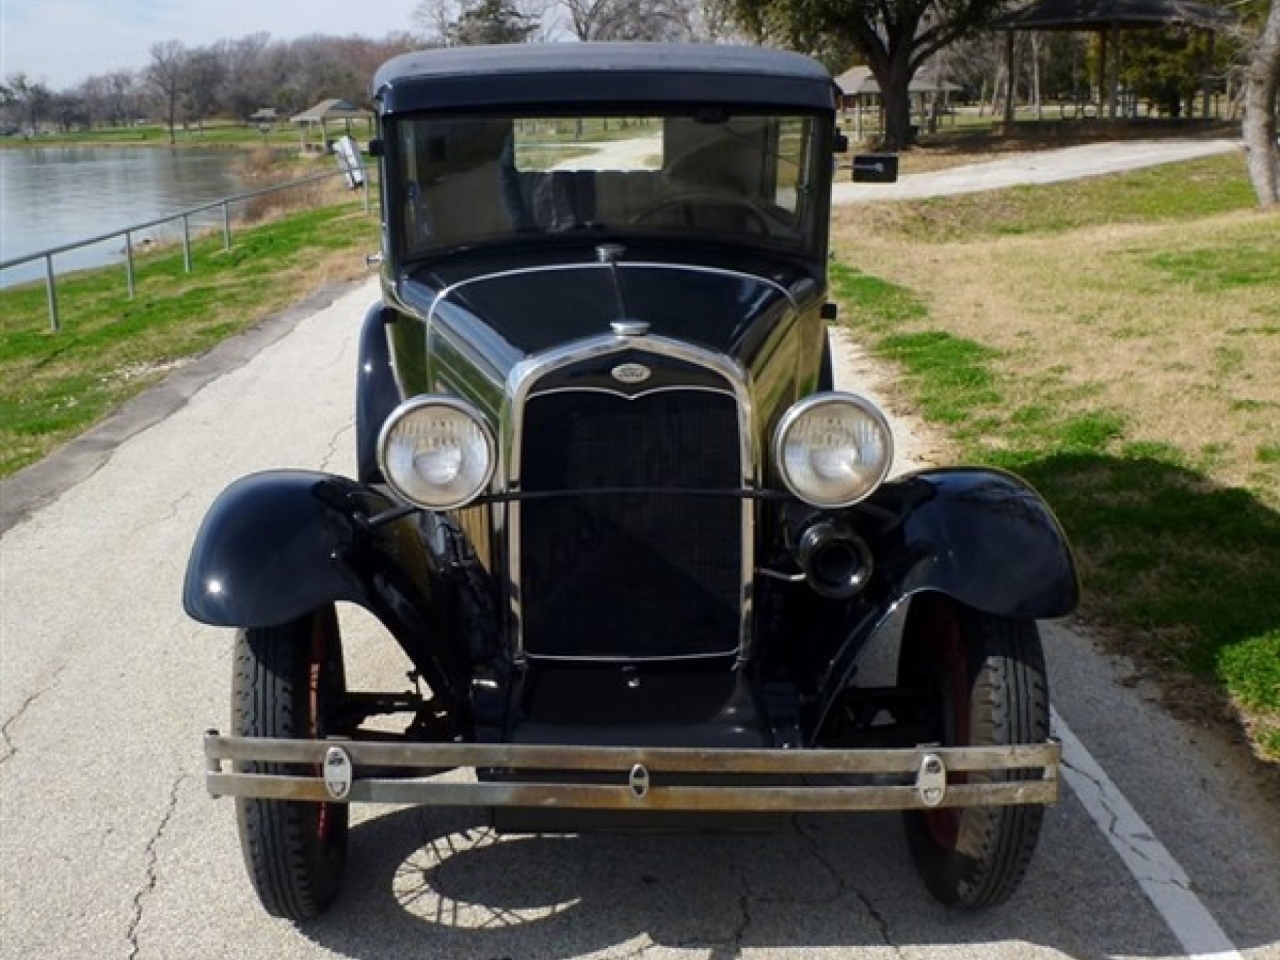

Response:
(519, 389), (742, 660)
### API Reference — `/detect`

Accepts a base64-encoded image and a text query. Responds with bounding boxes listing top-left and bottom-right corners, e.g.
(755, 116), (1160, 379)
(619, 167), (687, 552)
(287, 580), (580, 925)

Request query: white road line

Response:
(1052, 708), (1244, 960)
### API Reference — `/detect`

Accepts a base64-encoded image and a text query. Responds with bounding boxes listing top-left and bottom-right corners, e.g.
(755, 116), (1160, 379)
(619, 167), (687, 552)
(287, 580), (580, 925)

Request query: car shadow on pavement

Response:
(292, 794), (1256, 960)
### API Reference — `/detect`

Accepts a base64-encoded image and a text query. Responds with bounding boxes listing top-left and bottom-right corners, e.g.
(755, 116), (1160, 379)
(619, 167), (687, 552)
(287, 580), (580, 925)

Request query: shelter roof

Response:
(999, 0), (1237, 31)
(835, 65), (961, 95)
(290, 99), (372, 123)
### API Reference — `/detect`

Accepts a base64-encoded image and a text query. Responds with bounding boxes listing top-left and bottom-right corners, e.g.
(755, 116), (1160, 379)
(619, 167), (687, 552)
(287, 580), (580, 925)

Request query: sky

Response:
(1, 0), (428, 91)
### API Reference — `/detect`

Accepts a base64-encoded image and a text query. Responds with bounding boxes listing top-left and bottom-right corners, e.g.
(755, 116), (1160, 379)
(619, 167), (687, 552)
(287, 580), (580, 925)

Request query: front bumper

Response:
(204, 733), (1060, 812)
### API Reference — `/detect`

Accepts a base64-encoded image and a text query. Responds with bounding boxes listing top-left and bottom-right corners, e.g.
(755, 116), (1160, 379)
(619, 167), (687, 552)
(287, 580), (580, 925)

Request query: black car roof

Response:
(372, 43), (838, 114)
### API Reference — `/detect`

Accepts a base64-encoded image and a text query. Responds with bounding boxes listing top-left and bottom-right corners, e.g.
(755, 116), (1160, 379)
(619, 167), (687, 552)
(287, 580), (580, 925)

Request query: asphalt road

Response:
(2, 140), (1278, 960)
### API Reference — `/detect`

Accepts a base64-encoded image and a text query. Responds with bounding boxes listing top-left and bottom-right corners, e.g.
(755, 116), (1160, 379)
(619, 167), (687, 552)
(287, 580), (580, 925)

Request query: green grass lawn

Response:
(831, 151), (1280, 762)
(0, 198), (378, 475)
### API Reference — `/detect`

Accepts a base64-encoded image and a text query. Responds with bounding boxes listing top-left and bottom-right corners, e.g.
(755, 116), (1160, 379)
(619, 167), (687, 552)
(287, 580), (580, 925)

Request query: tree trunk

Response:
(876, 54), (917, 151)
(1243, 0), (1280, 207)
(1031, 34), (1043, 121)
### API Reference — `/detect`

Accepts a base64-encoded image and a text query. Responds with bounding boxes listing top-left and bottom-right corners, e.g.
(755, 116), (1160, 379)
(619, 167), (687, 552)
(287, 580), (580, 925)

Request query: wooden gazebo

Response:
(835, 65), (963, 139)
(290, 99), (374, 153)
(998, 0), (1239, 123)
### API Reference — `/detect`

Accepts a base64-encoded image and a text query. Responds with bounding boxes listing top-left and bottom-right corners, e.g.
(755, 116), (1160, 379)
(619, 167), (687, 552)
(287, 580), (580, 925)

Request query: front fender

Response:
(865, 466), (1079, 619)
(183, 470), (472, 710)
(811, 467), (1077, 739)
(183, 470), (418, 627)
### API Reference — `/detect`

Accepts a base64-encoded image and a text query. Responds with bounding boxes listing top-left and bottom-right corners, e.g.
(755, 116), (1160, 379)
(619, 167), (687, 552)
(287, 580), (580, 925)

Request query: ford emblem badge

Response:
(612, 363), (652, 385)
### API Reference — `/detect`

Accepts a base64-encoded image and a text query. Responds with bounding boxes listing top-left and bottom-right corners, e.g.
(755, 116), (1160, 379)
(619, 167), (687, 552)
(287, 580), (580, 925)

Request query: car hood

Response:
(401, 246), (819, 360)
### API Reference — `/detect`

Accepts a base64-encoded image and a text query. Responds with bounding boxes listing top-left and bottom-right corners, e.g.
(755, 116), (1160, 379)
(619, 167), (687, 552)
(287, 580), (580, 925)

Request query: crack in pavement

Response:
(319, 421), (355, 475)
(0, 674), (65, 765)
(674, 854), (752, 959)
(0, 691), (44, 765)
(1055, 711), (1242, 959)
(794, 816), (904, 955)
(126, 773), (187, 960)
(1062, 756), (1168, 876)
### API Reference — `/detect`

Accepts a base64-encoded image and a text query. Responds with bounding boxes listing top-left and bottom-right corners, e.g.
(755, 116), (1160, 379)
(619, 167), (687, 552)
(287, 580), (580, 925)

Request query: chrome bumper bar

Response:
(204, 733), (1059, 812)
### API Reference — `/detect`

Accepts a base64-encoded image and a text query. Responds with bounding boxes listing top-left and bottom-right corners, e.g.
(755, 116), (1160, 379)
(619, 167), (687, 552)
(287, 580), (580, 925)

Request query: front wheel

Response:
(232, 606), (349, 921)
(897, 594), (1050, 908)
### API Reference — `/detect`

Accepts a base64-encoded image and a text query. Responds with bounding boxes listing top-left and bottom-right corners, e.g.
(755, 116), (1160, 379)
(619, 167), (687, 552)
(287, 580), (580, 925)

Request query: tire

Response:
(897, 593), (1050, 908)
(232, 606), (349, 921)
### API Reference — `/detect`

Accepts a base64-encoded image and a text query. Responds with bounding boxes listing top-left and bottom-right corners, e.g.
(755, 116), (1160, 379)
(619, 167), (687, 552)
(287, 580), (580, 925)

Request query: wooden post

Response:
(1004, 30), (1017, 126)
(125, 231), (136, 299)
(44, 255), (60, 332)
(1201, 31), (1216, 119)
(1099, 30), (1109, 116)
(1109, 22), (1121, 119)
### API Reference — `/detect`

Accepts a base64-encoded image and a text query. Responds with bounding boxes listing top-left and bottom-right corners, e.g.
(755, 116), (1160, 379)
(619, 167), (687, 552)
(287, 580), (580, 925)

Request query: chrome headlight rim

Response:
(376, 395), (497, 511)
(773, 391), (894, 509)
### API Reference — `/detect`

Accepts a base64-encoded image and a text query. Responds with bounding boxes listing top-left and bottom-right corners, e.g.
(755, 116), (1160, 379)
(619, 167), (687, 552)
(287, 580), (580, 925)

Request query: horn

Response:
(794, 519), (873, 600)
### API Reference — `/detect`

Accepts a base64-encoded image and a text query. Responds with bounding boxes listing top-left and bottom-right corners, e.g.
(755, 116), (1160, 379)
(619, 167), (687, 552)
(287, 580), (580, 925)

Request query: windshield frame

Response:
(382, 106), (832, 267)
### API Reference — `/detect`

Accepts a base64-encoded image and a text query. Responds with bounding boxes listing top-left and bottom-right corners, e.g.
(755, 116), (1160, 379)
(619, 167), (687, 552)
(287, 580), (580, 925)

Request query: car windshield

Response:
(390, 111), (825, 259)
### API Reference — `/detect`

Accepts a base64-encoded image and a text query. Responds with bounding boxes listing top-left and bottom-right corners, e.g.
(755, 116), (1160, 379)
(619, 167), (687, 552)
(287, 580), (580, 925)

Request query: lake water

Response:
(0, 146), (246, 288)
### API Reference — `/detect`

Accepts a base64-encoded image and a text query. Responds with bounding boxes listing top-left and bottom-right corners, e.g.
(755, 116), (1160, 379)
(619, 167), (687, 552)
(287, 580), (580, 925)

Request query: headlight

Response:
(377, 396), (496, 510)
(774, 392), (893, 508)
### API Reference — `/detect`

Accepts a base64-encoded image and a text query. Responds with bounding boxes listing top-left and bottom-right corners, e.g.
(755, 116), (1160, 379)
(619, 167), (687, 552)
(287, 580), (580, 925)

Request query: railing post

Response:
(124, 231), (136, 299)
(44, 254), (60, 332)
(4, 168), (362, 318)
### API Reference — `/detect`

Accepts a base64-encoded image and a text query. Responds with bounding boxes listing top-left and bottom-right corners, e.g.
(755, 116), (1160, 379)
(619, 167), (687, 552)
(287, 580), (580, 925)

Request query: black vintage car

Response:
(187, 43), (1078, 922)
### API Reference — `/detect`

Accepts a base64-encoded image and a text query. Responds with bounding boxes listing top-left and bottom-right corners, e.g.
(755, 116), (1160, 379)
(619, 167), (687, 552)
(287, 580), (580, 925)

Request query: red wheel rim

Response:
(309, 617), (335, 845)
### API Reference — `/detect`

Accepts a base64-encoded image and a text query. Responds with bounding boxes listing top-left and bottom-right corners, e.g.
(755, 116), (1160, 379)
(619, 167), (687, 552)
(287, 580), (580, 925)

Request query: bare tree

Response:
(217, 33), (273, 120)
(1243, 0), (1279, 206)
(48, 90), (87, 133)
(0, 73), (53, 134)
(181, 48), (225, 132)
(562, 0), (619, 39)
(414, 0), (462, 45)
(146, 40), (188, 144)
(561, 0), (726, 40)
(104, 70), (140, 126)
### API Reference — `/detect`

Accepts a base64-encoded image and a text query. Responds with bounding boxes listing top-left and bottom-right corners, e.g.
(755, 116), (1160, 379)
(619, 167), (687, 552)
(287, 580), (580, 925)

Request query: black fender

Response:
(356, 302), (402, 484)
(865, 466), (1079, 620)
(810, 467), (1077, 740)
(182, 470), (470, 710)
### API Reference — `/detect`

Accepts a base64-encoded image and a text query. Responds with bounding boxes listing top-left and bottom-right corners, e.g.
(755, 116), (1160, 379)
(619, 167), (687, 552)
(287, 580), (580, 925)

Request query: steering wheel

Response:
(628, 192), (771, 233)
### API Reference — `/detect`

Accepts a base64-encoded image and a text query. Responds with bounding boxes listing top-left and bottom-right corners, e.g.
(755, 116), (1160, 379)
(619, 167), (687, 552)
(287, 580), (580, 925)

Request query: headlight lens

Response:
(774, 392), (893, 508)
(377, 397), (496, 510)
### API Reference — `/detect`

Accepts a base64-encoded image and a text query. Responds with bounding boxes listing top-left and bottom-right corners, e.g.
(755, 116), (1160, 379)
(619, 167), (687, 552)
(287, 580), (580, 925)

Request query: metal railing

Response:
(0, 167), (373, 332)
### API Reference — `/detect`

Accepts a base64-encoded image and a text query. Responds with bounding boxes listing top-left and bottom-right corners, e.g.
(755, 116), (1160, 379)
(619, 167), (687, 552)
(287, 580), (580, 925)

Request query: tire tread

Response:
(232, 612), (346, 921)
(899, 595), (1050, 908)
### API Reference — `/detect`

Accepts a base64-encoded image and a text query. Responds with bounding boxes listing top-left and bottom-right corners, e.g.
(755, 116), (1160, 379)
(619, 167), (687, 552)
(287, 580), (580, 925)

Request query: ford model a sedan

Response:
(187, 43), (1078, 922)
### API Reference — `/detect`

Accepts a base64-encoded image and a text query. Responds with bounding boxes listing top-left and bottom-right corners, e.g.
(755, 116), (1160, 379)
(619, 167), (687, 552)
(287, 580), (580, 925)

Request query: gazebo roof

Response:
(290, 99), (372, 124)
(999, 0), (1237, 31)
(835, 66), (961, 96)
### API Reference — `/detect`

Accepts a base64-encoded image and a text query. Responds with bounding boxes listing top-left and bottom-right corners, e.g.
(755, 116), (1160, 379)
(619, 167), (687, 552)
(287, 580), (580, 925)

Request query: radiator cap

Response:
(611, 320), (649, 337)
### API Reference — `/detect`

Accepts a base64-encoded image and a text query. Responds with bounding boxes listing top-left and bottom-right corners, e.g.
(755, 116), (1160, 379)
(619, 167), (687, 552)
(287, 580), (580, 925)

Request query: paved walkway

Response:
(833, 137), (1241, 203)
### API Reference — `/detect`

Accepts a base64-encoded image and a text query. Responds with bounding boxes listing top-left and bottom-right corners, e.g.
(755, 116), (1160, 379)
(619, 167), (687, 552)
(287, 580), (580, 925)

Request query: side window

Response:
(774, 117), (807, 215)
